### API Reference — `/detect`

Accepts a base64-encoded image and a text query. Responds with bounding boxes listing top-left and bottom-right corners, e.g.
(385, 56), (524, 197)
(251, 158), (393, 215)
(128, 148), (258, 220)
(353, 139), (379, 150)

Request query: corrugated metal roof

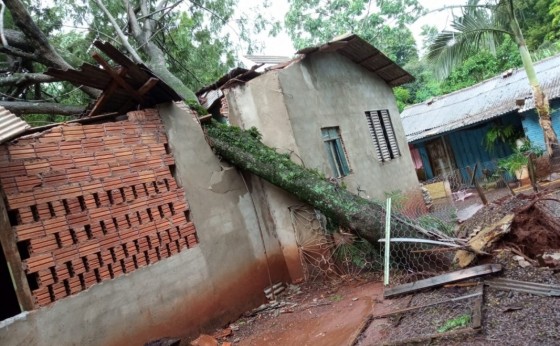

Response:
(296, 33), (414, 87)
(0, 106), (30, 144)
(401, 54), (560, 142)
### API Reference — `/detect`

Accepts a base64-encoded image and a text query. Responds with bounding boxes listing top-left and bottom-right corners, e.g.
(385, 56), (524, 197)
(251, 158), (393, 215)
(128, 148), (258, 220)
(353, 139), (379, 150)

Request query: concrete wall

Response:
(226, 75), (305, 282)
(0, 103), (290, 345)
(277, 53), (419, 200)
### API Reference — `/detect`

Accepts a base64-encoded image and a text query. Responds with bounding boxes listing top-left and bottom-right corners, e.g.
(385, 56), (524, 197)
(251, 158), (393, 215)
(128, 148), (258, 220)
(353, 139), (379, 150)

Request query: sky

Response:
(237, 0), (467, 57)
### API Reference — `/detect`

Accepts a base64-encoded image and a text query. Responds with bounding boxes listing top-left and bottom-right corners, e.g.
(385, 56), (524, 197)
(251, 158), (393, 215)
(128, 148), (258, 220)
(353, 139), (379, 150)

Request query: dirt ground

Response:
(185, 191), (560, 346)
(194, 251), (559, 346)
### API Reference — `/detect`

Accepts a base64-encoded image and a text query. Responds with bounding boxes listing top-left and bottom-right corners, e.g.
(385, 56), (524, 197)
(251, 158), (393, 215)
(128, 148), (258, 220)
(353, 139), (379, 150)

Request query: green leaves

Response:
(285, 0), (423, 66)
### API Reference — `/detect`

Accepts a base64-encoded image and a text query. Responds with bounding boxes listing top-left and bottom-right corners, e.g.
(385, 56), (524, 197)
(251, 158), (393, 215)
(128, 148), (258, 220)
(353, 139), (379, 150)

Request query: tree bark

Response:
(204, 122), (451, 246)
(0, 101), (85, 115)
(509, 3), (559, 155)
(0, 73), (59, 87)
(3, 0), (100, 99)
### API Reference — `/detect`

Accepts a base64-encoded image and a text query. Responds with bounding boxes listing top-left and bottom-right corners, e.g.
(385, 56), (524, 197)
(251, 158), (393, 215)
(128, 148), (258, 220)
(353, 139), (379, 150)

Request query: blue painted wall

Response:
(521, 99), (560, 149)
(412, 112), (521, 182)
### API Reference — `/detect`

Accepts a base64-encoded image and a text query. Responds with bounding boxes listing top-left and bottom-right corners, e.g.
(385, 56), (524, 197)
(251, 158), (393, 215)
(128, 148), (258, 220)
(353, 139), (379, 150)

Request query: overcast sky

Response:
(238, 0), (467, 57)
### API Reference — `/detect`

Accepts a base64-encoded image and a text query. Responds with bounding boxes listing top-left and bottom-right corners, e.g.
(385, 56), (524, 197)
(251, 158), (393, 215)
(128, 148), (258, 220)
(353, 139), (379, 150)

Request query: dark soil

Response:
(504, 200), (560, 258)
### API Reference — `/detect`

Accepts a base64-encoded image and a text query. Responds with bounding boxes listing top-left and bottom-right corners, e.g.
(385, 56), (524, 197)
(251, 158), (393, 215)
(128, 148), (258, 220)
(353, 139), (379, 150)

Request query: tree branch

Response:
(0, 73), (59, 87)
(0, 101), (85, 115)
(4, 0), (72, 70)
(92, 0), (144, 64)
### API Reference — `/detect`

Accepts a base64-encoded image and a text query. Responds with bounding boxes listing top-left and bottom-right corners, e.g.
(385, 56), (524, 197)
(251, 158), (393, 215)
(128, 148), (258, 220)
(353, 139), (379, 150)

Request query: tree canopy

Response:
(285, 0), (424, 66)
(0, 0), (277, 124)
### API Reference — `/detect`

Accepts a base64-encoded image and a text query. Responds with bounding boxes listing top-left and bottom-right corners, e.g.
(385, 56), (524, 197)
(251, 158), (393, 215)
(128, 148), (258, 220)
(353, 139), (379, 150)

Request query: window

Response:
(322, 127), (351, 177)
(365, 110), (400, 162)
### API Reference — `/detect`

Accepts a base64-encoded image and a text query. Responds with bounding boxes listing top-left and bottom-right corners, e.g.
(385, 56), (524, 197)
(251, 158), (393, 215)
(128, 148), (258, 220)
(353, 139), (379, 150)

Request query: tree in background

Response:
(285, 0), (424, 66)
(427, 0), (558, 154)
(0, 0), (277, 121)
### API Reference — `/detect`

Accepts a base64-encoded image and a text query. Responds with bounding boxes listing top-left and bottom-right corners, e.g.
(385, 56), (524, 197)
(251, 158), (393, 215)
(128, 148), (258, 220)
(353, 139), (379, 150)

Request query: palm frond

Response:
(426, 3), (514, 79)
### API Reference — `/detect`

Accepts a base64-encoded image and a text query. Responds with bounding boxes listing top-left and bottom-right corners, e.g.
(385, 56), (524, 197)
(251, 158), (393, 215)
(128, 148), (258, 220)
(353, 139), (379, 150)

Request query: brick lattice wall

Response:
(0, 109), (198, 307)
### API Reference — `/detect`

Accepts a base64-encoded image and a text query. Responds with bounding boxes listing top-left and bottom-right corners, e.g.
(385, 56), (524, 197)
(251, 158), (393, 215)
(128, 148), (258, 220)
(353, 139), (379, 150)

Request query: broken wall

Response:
(0, 104), (290, 345)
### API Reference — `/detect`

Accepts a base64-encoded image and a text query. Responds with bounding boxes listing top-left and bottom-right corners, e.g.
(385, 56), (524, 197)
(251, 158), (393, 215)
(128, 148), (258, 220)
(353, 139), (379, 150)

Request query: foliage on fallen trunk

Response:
(204, 121), (447, 245)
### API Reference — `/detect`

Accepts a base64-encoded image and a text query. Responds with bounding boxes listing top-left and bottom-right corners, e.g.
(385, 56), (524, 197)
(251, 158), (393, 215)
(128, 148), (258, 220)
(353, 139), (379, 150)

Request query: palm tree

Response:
(427, 0), (559, 155)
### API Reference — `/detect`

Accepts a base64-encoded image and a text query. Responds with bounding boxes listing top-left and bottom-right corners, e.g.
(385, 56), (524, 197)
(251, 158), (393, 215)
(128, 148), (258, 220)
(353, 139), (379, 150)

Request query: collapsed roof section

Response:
(46, 41), (182, 117)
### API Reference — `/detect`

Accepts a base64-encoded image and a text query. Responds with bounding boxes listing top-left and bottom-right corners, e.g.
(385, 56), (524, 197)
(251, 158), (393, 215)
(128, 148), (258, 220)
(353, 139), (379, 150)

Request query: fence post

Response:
(467, 164), (487, 205)
(384, 197), (392, 286)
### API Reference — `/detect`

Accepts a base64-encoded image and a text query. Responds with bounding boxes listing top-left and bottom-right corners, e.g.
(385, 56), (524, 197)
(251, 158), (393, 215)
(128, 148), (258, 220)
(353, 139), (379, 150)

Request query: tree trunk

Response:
(510, 4), (559, 155)
(204, 122), (449, 246)
(0, 101), (85, 115)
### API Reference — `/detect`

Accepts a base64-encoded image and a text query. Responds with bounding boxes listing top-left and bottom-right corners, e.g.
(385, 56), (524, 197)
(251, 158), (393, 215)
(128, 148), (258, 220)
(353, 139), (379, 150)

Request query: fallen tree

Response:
(205, 122), (453, 246)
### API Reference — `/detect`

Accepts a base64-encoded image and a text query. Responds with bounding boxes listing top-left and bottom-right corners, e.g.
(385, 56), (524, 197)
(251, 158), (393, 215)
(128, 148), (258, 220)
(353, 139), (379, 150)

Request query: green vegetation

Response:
(484, 123), (522, 153)
(498, 140), (545, 175)
(437, 314), (471, 333)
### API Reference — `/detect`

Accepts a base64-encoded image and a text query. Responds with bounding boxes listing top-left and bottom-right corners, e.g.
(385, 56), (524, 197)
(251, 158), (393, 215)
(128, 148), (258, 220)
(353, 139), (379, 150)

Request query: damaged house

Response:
(0, 35), (419, 345)
(198, 34), (420, 279)
(0, 43), (291, 345)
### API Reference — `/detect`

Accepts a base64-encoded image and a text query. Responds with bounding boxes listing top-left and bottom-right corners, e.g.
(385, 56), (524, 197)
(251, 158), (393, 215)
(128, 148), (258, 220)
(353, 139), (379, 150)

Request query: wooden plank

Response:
(92, 53), (144, 103)
(471, 285), (484, 329)
(0, 196), (35, 310)
(373, 291), (482, 319)
(383, 264), (502, 298)
(89, 67), (128, 117)
(382, 327), (479, 346)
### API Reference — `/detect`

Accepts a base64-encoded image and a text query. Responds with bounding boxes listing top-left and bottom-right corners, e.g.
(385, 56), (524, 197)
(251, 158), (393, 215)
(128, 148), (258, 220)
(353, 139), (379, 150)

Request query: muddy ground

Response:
(189, 249), (559, 346)
(185, 192), (560, 346)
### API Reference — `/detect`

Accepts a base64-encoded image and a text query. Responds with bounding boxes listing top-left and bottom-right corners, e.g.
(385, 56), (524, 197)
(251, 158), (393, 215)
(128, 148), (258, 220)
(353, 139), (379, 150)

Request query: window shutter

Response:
(380, 110), (400, 158)
(366, 112), (383, 162)
(371, 112), (391, 161)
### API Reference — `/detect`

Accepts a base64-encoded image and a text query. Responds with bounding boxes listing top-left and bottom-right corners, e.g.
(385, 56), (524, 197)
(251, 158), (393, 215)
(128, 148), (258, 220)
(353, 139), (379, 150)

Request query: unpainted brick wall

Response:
(0, 109), (198, 307)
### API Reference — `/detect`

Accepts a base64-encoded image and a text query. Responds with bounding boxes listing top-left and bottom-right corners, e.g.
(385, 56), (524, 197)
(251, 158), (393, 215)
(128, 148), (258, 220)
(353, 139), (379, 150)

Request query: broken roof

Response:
(46, 41), (182, 117)
(196, 33), (414, 100)
(296, 33), (414, 87)
(401, 54), (560, 143)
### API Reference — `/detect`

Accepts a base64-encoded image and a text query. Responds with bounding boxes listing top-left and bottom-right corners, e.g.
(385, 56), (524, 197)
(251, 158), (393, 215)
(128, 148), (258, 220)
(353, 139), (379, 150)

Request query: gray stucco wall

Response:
(226, 76), (306, 282)
(277, 53), (419, 200)
(0, 103), (289, 345)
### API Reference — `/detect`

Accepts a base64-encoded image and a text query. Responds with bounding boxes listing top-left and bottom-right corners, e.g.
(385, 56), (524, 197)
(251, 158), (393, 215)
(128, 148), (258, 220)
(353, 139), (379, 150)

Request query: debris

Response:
(538, 252), (560, 268)
(455, 214), (514, 267)
(264, 282), (285, 300)
(484, 278), (560, 296)
(471, 285), (483, 329)
(382, 327), (479, 346)
(374, 291), (482, 319)
(512, 255), (532, 268)
(384, 264), (502, 298)
(190, 334), (218, 346)
(212, 328), (232, 339)
(502, 305), (523, 313)
(144, 337), (181, 346)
